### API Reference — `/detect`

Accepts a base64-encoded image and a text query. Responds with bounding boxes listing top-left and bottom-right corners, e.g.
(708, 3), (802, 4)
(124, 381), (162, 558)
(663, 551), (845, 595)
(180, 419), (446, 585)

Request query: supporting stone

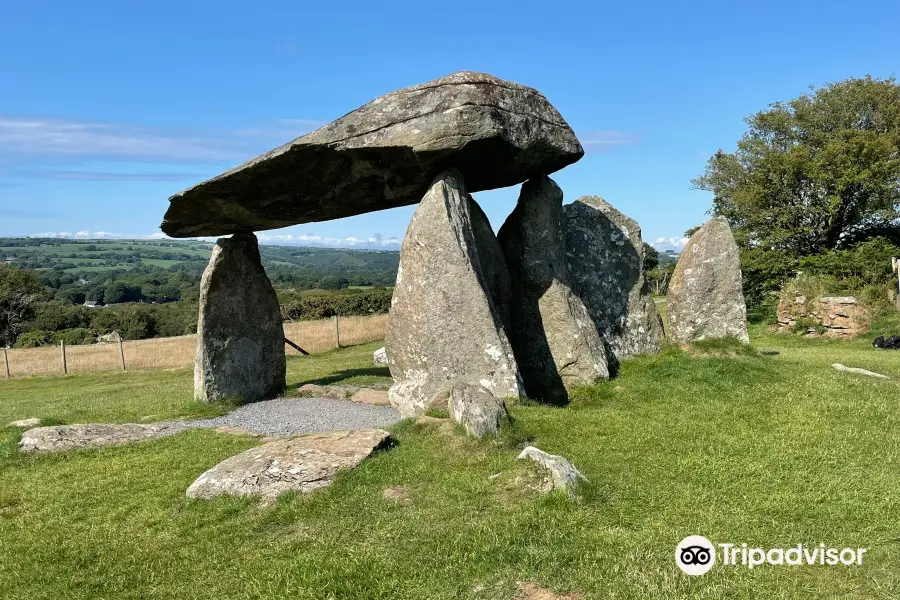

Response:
(498, 176), (609, 404)
(194, 233), (286, 403)
(667, 217), (749, 344)
(564, 196), (664, 359)
(386, 170), (524, 417)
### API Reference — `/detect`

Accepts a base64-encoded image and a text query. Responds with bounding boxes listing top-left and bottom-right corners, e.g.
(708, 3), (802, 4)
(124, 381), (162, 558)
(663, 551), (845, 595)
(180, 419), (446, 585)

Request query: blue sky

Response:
(1, 0), (898, 251)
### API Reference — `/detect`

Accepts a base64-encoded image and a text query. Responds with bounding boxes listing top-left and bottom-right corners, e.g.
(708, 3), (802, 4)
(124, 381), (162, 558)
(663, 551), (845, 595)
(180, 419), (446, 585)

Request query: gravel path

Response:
(168, 396), (401, 437)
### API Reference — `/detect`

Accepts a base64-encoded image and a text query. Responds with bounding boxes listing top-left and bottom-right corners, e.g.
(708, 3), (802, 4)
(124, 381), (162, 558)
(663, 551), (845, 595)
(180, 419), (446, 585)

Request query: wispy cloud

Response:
(577, 130), (638, 154)
(652, 236), (689, 252)
(27, 230), (402, 249)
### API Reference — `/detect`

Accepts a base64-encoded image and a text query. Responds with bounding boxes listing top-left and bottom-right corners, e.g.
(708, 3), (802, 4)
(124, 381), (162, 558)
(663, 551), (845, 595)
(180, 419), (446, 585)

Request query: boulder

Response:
(498, 176), (609, 404)
(447, 384), (510, 438)
(8, 418), (40, 428)
(194, 233), (286, 403)
(349, 388), (391, 406)
(469, 196), (513, 329)
(373, 346), (388, 365)
(161, 72), (584, 237)
(19, 423), (185, 453)
(517, 446), (586, 497)
(564, 196), (664, 358)
(667, 217), (749, 344)
(186, 429), (391, 500)
(386, 170), (524, 417)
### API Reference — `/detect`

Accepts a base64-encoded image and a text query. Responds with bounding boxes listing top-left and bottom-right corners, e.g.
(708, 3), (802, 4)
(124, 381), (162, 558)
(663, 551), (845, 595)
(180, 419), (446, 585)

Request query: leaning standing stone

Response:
(499, 176), (609, 404)
(195, 233), (286, 403)
(667, 217), (749, 344)
(386, 170), (524, 417)
(564, 196), (664, 359)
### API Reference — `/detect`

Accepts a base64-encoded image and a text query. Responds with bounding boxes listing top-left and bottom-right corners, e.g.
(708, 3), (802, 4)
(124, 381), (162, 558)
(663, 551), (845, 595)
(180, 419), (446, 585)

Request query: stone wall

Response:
(776, 295), (870, 338)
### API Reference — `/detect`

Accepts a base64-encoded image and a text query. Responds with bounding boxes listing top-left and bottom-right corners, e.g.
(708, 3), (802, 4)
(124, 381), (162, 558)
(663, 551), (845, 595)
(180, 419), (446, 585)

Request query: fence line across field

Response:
(1, 314), (388, 379)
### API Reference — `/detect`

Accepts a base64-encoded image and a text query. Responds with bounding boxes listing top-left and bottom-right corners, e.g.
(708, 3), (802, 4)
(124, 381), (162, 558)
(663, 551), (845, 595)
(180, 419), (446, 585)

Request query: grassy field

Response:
(1, 325), (899, 598)
(3, 314), (389, 377)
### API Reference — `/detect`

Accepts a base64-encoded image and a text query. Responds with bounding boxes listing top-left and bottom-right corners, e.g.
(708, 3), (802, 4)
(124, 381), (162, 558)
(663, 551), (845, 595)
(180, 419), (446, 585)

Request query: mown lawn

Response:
(1, 330), (899, 598)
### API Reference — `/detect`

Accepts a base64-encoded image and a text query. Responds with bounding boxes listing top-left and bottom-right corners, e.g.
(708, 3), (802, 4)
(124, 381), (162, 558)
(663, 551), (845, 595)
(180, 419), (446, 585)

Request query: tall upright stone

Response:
(499, 176), (609, 404)
(386, 170), (524, 417)
(564, 196), (664, 359)
(667, 217), (749, 344)
(468, 196), (513, 330)
(195, 233), (286, 402)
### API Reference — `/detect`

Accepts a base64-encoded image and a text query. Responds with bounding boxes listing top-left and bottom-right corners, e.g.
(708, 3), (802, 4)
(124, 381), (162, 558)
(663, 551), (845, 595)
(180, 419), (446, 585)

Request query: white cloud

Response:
(577, 130), (638, 154)
(652, 236), (689, 252)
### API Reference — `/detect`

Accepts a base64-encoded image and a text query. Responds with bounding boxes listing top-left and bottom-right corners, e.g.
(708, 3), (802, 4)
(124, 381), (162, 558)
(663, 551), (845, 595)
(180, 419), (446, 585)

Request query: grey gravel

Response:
(166, 396), (401, 438)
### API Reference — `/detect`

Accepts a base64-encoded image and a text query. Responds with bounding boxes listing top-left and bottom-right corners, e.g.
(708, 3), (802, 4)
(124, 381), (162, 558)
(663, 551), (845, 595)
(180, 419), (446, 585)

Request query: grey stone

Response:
(517, 446), (586, 497)
(447, 384), (510, 438)
(373, 346), (388, 365)
(564, 196), (664, 359)
(667, 217), (749, 344)
(186, 429), (391, 500)
(19, 423), (185, 453)
(194, 233), (286, 403)
(161, 71), (584, 237)
(349, 388), (391, 406)
(386, 170), (524, 417)
(8, 418), (40, 428)
(295, 383), (358, 399)
(831, 363), (890, 379)
(498, 176), (609, 404)
(469, 196), (513, 329)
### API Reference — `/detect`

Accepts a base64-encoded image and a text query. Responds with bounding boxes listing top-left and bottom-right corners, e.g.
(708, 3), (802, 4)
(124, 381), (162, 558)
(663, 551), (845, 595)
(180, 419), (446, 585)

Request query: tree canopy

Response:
(694, 76), (900, 255)
(0, 264), (44, 347)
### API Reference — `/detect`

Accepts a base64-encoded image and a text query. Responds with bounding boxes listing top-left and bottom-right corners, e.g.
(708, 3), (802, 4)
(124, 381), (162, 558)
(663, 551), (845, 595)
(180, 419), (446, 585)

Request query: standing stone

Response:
(195, 233), (286, 402)
(667, 217), (749, 344)
(386, 170), (524, 418)
(564, 196), (664, 359)
(498, 177), (609, 404)
(468, 196), (513, 329)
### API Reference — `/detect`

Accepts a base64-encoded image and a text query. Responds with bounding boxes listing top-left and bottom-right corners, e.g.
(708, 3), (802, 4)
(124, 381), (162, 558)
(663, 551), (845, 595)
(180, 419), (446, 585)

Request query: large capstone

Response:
(161, 72), (583, 237)
(498, 176), (609, 404)
(386, 170), (524, 417)
(564, 196), (664, 359)
(195, 233), (286, 402)
(667, 217), (749, 344)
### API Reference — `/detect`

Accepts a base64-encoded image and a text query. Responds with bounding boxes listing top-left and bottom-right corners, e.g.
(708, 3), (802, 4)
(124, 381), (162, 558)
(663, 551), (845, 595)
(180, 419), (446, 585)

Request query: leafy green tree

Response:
(694, 76), (900, 255)
(0, 264), (44, 347)
(642, 242), (659, 272)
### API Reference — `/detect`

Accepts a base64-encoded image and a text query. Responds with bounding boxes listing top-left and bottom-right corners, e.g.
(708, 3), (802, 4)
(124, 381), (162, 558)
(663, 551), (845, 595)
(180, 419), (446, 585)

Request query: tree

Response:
(642, 242), (659, 272)
(693, 76), (900, 255)
(0, 264), (44, 347)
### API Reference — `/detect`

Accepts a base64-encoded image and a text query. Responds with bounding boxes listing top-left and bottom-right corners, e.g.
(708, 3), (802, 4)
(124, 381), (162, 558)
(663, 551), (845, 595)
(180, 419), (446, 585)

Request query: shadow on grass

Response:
(294, 367), (391, 388)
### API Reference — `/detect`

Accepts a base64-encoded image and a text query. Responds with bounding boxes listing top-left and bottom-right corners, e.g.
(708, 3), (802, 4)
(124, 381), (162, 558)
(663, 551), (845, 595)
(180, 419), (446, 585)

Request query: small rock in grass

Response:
(373, 347), (388, 365)
(831, 363), (890, 379)
(448, 384), (510, 438)
(8, 418), (40, 428)
(296, 383), (359, 399)
(517, 446), (586, 496)
(349, 388), (391, 406)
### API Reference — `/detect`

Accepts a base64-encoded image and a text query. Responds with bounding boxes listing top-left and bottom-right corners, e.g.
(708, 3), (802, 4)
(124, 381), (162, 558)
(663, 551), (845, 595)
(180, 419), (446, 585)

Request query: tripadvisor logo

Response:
(675, 536), (868, 576)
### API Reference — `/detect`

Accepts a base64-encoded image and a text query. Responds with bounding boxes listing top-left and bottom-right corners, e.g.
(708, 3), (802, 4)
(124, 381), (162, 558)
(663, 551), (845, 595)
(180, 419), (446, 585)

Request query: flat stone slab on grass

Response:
(19, 423), (185, 453)
(296, 383), (358, 399)
(8, 418), (40, 428)
(186, 429), (392, 500)
(349, 388), (391, 406)
(831, 363), (890, 379)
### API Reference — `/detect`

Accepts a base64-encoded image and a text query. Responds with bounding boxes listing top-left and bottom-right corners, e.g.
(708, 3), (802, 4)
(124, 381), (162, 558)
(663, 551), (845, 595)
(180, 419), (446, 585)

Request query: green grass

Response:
(1, 335), (899, 598)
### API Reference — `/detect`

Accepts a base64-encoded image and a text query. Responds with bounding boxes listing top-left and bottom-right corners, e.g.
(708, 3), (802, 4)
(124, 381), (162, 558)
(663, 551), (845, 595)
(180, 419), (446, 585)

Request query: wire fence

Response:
(1, 314), (388, 379)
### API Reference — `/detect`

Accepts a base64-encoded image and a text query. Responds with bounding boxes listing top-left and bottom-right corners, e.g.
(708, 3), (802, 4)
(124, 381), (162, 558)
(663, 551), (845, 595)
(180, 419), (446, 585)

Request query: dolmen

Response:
(667, 217), (749, 344)
(160, 70), (668, 413)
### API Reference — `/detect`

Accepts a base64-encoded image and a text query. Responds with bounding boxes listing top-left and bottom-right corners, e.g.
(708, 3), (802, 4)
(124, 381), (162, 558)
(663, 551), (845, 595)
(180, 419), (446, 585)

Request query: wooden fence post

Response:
(60, 340), (67, 375)
(3, 347), (9, 378)
(334, 315), (341, 348)
(119, 339), (126, 372)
